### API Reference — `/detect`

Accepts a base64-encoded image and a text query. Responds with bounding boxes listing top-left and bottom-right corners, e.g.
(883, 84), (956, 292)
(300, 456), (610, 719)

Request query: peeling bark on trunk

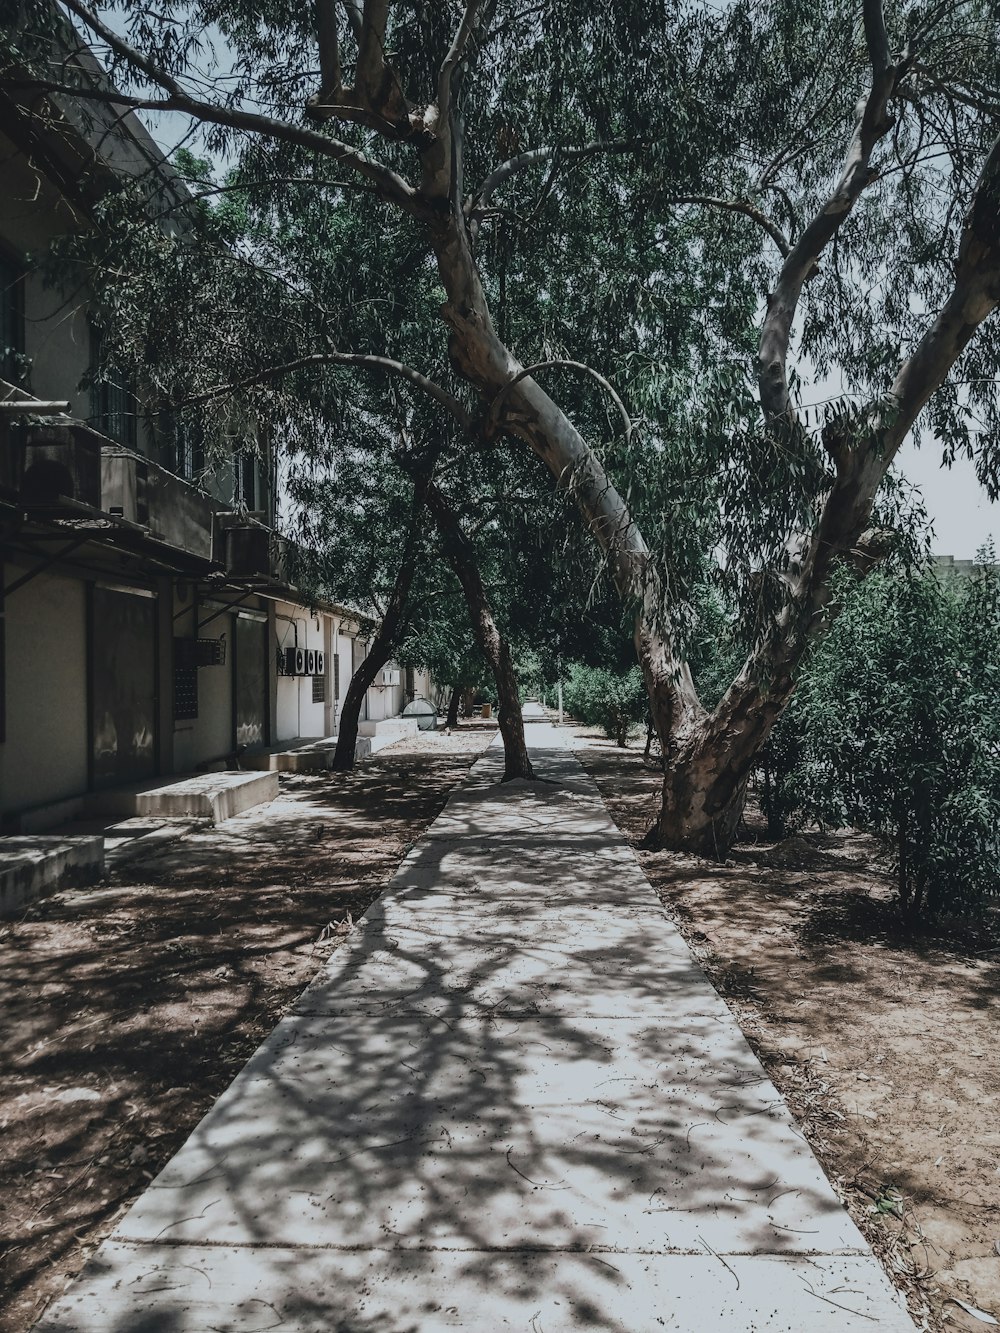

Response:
(425, 482), (534, 781)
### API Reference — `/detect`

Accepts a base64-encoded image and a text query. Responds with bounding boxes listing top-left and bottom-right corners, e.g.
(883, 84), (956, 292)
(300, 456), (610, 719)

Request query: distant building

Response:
(0, 42), (426, 828)
(932, 553), (998, 580)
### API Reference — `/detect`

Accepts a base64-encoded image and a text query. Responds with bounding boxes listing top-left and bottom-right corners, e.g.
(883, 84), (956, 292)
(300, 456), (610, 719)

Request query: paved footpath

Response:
(38, 727), (915, 1331)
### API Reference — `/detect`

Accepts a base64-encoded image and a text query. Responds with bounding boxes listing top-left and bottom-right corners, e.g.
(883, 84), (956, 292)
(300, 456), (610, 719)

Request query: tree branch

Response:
(757, 0), (906, 434)
(60, 0), (181, 95)
(486, 359), (633, 443)
(437, 0), (487, 132)
(342, 1), (363, 41)
(662, 195), (791, 258)
(174, 352), (473, 433)
(468, 139), (638, 215)
(356, 0), (389, 103)
(43, 0), (418, 210)
(15, 72), (419, 213)
(316, 0), (341, 95)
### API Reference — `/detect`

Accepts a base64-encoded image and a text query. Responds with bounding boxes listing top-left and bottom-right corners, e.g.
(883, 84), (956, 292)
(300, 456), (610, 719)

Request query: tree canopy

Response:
(4, 0), (999, 850)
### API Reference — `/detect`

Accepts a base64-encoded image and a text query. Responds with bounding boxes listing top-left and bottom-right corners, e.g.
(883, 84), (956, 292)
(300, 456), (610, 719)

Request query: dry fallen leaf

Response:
(949, 1297), (999, 1326)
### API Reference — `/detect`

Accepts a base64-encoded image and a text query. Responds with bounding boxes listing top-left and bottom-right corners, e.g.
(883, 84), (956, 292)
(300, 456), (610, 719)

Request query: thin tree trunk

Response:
(446, 684), (462, 729)
(330, 492), (424, 771)
(424, 482), (534, 781)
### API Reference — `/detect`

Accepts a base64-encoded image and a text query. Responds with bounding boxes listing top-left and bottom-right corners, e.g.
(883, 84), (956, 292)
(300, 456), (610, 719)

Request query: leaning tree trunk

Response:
(446, 684), (462, 729)
(330, 497), (423, 771)
(425, 482), (534, 781)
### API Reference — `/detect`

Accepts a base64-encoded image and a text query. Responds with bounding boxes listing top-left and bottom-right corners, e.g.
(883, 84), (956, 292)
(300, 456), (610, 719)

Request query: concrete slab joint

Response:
(36, 725), (916, 1331)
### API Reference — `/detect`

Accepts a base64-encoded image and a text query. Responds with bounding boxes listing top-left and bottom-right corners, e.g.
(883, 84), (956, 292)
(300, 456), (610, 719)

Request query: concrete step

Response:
(88, 772), (279, 823)
(0, 836), (104, 917)
(241, 739), (330, 773)
(242, 731), (408, 771)
(357, 717), (420, 740)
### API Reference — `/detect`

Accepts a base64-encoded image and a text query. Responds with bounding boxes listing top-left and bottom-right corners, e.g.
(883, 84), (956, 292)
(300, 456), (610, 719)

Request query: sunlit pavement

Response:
(37, 724), (915, 1331)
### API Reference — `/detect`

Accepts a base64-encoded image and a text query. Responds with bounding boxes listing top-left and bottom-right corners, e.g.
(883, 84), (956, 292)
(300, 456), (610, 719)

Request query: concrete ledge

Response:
(104, 818), (203, 871)
(0, 836), (104, 917)
(357, 717), (420, 740)
(4, 796), (86, 835)
(242, 739), (329, 773)
(89, 772), (279, 824)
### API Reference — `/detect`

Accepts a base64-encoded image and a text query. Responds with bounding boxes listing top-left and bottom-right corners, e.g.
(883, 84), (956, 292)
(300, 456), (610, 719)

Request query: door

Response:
(234, 613), (268, 748)
(90, 585), (157, 788)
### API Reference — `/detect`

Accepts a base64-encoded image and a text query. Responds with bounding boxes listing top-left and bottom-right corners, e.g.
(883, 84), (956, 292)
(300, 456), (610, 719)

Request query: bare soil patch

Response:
(575, 731), (1000, 1333)
(0, 728), (493, 1333)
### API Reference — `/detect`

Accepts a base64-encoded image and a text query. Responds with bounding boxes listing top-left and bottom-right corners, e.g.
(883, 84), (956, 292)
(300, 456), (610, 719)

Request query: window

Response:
(312, 672), (326, 704)
(172, 411), (205, 480)
(0, 251), (25, 384)
(90, 328), (138, 448)
(234, 450), (256, 509)
(333, 653), (340, 699)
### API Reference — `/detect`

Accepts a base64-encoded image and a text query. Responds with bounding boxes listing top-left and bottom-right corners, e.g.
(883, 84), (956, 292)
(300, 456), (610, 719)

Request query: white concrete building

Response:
(0, 43), (429, 829)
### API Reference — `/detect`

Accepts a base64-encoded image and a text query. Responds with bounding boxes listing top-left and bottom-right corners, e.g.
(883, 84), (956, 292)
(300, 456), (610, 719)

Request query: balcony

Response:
(100, 444), (216, 562)
(18, 423), (102, 510)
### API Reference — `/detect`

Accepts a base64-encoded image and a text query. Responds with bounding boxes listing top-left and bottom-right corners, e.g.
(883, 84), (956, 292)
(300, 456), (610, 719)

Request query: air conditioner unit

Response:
(283, 645), (306, 676)
(21, 425), (102, 508)
(381, 667), (401, 687)
(223, 524), (271, 577)
(305, 649), (317, 676)
(314, 650), (325, 675)
(101, 447), (149, 525)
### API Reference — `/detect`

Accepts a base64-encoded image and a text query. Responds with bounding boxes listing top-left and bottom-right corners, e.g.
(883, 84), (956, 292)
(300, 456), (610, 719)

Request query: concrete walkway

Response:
(38, 727), (915, 1331)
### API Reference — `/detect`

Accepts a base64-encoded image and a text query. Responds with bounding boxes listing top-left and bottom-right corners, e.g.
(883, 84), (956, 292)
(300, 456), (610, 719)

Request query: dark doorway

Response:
(90, 585), (157, 788)
(234, 614), (268, 748)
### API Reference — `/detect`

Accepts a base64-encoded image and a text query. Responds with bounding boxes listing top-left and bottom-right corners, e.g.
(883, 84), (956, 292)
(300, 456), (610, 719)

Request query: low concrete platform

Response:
(0, 836), (104, 917)
(242, 728), (413, 772)
(88, 771), (278, 824)
(241, 738), (332, 773)
(357, 716), (420, 740)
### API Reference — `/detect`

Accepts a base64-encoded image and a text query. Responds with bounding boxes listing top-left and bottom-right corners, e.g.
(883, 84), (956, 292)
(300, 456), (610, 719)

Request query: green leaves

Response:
(766, 559), (1000, 918)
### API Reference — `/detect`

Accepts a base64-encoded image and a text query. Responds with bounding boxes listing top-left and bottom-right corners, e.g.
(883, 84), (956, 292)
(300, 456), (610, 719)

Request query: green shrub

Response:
(563, 662), (646, 746)
(764, 561), (1000, 918)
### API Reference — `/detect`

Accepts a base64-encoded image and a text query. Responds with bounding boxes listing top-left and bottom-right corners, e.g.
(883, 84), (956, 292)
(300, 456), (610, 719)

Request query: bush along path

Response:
(37, 725), (914, 1332)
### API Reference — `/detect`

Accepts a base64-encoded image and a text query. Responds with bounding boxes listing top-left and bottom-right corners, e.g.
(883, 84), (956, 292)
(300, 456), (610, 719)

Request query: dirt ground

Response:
(575, 731), (1000, 1333)
(0, 728), (493, 1333)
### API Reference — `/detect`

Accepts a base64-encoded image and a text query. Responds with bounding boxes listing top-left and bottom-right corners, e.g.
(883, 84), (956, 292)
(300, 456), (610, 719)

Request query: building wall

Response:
(170, 592), (235, 772)
(275, 602), (331, 741)
(0, 565), (88, 816)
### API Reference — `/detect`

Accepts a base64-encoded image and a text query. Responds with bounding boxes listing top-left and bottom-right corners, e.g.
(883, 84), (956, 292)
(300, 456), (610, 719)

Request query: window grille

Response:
(312, 672), (326, 704)
(173, 664), (198, 720)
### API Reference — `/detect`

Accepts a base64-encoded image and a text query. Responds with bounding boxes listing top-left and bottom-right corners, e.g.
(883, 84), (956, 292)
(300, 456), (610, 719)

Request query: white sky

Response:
(896, 441), (997, 560)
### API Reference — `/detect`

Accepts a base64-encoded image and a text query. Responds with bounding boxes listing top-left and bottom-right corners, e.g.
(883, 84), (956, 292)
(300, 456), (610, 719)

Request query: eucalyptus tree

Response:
(289, 424), (541, 778)
(7, 0), (1000, 852)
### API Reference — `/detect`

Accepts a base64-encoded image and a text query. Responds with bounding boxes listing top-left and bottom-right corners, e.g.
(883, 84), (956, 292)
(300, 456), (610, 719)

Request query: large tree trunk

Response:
(330, 493), (423, 771)
(446, 684), (462, 728)
(424, 482), (534, 781)
(423, 72), (1000, 854)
